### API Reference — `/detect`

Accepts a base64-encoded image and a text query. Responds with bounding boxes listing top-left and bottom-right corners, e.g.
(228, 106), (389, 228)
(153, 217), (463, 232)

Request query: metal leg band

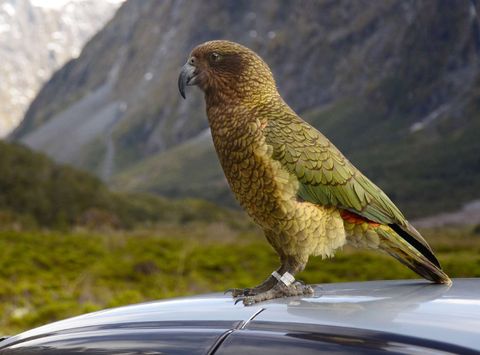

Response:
(271, 271), (295, 286)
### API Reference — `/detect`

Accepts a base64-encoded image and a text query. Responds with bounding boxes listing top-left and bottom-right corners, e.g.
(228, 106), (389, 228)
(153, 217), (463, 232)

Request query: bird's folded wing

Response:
(264, 114), (406, 226)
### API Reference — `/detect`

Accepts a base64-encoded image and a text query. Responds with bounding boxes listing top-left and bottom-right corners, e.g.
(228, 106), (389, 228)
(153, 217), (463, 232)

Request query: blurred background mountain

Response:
(7, 0), (480, 221)
(0, 0), (123, 136)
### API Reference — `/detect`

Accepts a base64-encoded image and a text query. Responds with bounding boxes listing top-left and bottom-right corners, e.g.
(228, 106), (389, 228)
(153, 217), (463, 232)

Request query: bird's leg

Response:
(239, 258), (314, 306)
(226, 239), (285, 297)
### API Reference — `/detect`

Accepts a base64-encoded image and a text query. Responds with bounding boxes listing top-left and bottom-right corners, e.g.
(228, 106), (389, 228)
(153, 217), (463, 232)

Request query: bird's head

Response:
(178, 40), (277, 104)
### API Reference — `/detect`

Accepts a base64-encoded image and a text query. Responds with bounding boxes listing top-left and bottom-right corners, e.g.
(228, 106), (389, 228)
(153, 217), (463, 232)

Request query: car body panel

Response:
(1, 279), (479, 353)
(249, 279), (480, 350)
(216, 327), (472, 355)
(1, 328), (228, 354)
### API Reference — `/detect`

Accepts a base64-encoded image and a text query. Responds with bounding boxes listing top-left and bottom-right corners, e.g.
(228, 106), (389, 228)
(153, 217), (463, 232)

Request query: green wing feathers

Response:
(265, 114), (405, 225)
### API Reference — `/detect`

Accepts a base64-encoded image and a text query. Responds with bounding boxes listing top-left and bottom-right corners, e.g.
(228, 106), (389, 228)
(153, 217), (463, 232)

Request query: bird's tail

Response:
(376, 224), (451, 285)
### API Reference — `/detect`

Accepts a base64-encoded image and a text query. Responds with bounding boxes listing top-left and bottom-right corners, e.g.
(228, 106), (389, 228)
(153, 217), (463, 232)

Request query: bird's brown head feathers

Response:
(178, 40), (277, 105)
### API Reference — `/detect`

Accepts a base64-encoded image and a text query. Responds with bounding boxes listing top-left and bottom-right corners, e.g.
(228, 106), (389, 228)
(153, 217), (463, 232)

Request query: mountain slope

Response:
(114, 130), (235, 206)
(0, 0), (123, 136)
(12, 0), (480, 218)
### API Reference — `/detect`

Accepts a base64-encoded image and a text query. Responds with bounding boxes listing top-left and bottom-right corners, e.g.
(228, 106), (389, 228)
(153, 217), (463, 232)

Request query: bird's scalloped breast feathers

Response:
(264, 112), (406, 226)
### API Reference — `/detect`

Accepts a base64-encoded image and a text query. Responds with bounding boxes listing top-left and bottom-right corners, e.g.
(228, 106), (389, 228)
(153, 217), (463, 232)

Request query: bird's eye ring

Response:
(210, 52), (221, 62)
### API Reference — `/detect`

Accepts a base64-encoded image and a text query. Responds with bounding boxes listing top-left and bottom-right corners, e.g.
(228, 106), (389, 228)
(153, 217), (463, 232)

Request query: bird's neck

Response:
(205, 75), (279, 107)
(205, 90), (282, 130)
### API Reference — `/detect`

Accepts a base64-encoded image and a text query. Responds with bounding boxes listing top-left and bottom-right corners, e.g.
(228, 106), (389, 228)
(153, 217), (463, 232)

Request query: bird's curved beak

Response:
(178, 62), (197, 99)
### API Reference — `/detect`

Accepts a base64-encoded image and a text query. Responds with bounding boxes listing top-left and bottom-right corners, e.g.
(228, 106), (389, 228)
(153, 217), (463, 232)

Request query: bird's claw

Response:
(233, 295), (257, 306)
(234, 297), (245, 305)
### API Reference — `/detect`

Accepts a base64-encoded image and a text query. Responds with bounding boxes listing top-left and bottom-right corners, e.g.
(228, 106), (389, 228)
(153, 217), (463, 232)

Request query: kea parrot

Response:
(178, 40), (451, 305)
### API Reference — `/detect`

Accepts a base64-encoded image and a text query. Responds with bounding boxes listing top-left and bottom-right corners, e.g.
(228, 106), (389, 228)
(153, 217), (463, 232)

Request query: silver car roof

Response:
(2, 279), (480, 350)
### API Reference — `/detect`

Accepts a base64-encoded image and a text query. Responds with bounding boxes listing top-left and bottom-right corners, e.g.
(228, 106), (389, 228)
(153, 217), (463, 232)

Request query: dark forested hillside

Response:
(11, 0), (480, 218)
(0, 141), (242, 228)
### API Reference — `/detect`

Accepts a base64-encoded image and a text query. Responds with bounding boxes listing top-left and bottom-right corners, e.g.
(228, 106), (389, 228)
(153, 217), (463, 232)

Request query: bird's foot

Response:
(237, 281), (314, 306)
(225, 273), (278, 297)
(225, 282), (276, 297)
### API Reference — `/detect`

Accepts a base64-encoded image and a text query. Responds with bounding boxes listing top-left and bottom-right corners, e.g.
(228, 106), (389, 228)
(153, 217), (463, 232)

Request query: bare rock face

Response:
(0, 0), (122, 136)
(11, 0), (480, 217)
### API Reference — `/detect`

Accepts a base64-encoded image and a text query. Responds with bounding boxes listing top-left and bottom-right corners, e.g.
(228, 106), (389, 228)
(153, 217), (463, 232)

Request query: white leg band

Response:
(271, 271), (295, 286)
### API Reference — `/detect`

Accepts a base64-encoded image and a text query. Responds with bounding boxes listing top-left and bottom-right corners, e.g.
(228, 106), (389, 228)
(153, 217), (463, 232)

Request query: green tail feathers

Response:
(378, 225), (452, 285)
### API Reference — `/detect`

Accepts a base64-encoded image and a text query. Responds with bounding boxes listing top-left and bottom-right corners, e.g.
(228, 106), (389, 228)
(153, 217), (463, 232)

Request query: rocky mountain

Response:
(11, 0), (480, 218)
(0, 0), (123, 136)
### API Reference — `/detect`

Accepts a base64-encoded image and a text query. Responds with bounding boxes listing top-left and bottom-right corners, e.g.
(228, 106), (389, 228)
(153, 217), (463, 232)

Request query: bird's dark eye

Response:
(210, 52), (221, 62)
